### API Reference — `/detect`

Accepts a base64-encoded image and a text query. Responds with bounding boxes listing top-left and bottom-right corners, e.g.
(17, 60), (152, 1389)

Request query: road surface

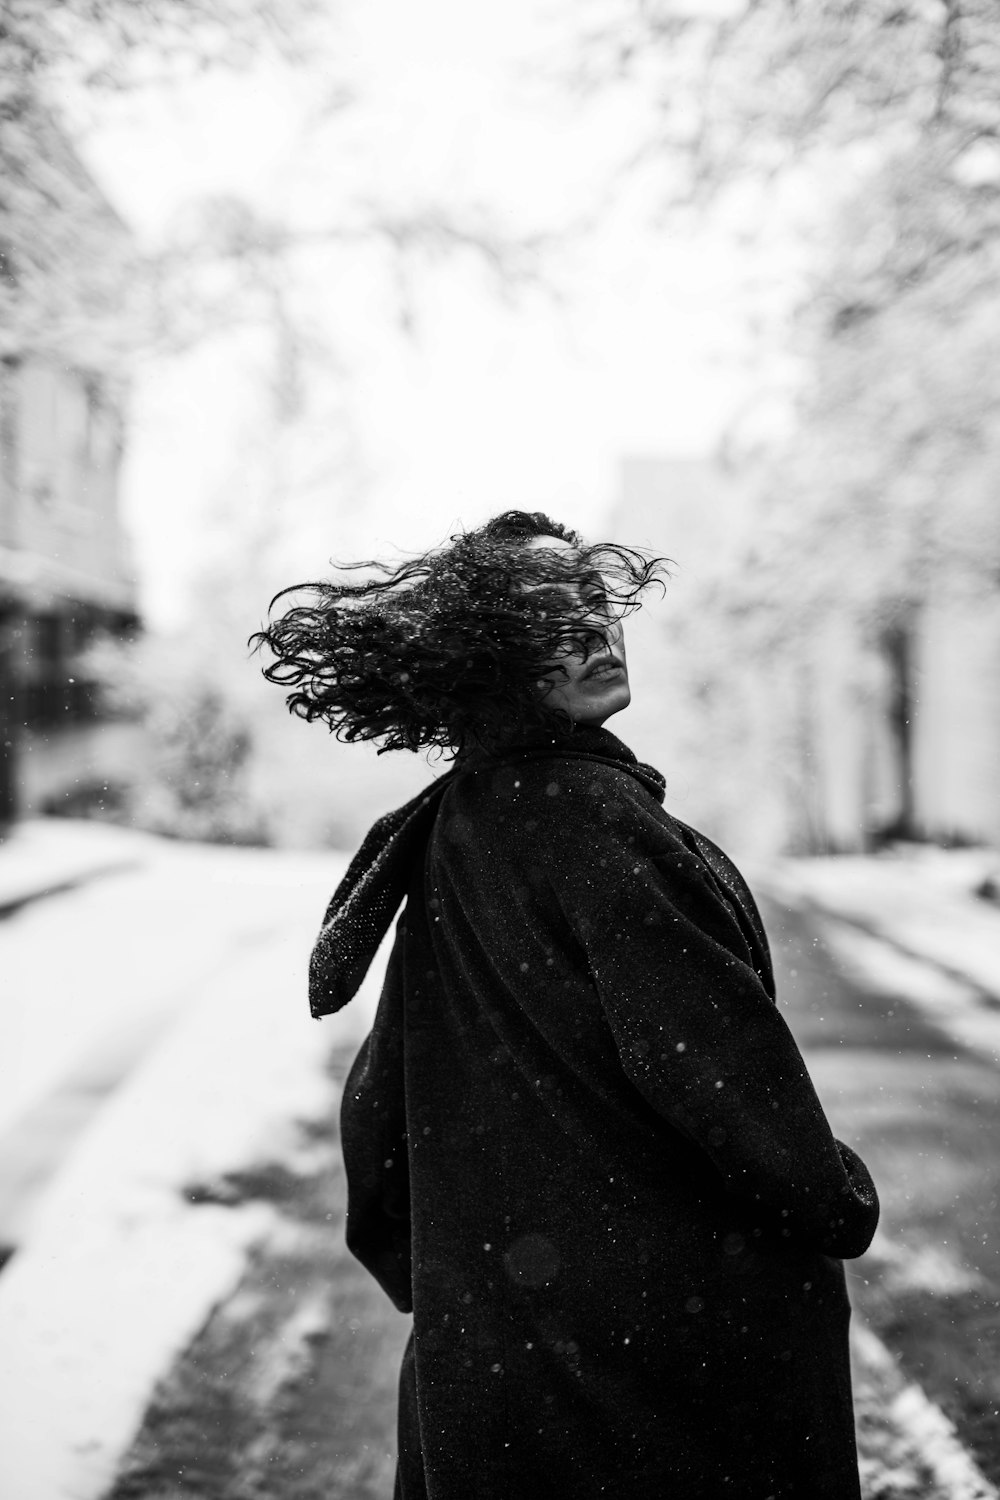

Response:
(764, 893), (1000, 1487)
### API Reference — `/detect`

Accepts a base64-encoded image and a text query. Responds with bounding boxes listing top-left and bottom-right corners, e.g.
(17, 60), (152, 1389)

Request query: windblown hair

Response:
(250, 510), (669, 755)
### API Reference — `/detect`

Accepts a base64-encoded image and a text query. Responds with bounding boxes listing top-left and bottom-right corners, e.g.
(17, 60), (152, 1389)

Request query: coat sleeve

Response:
(339, 920), (413, 1313)
(540, 789), (879, 1259)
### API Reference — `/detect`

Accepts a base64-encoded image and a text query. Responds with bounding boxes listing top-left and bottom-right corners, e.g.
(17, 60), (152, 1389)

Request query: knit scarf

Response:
(307, 727), (665, 1018)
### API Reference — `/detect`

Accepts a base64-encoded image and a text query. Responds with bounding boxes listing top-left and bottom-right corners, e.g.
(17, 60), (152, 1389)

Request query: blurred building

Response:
(0, 97), (139, 826)
(613, 456), (1000, 855)
(911, 593), (1000, 849)
(611, 454), (789, 855)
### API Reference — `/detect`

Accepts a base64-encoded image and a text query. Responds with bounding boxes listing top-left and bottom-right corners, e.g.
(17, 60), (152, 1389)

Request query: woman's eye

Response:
(527, 580), (612, 618)
(530, 585), (573, 610)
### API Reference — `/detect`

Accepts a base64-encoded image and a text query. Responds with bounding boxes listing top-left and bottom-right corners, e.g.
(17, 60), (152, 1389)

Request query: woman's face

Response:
(523, 535), (631, 728)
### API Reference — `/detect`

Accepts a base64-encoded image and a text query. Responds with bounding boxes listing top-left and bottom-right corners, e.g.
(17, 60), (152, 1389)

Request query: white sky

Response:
(79, 0), (791, 627)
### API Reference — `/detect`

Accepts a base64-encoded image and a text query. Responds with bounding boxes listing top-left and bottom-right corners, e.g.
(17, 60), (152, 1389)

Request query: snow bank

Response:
(763, 847), (1000, 1001)
(817, 916), (1000, 1062)
(853, 1324), (999, 1500)
(0, 817), (156, 911)
(0, 846), (386, 1500)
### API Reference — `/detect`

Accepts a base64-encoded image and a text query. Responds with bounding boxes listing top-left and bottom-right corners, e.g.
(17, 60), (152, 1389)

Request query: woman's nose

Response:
(579, 624), (611, 658)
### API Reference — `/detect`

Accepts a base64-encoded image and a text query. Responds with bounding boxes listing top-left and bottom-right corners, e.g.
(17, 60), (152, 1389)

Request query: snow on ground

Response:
(0, 833), (391, 1500)
(764, 846), (1000, 999)
(853, 1325), (1000, 1500)
(0, 825), (341, 1141)
(0, 817), (153, 911)
(2, 826), (998, 1498)
(816, 916), (1000, 1063)
(758, 846), (1000, 1064)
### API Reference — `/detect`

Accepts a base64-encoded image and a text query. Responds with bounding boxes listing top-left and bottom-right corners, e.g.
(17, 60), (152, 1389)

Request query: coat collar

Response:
(308, 726), (665, 1018)
(475, 724), (667, 806)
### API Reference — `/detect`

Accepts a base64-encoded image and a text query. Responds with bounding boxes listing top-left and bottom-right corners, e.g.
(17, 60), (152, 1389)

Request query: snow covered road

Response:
(0, 832), (380, 1500)
(0, 832), (349, 1247)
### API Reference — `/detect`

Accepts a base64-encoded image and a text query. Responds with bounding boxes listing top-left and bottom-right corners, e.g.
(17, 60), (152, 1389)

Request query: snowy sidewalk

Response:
(0, 816), (163, 914)
(757, 842), (1000, 1499)
(757, 845), (1000, 1064)
(759, 845), (1000, 998)
(0, 830), (359, 1500)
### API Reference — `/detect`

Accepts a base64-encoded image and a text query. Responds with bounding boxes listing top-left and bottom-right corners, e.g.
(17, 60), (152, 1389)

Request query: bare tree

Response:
(0, 0), (323, 87)
(572, 2), (1000, 846)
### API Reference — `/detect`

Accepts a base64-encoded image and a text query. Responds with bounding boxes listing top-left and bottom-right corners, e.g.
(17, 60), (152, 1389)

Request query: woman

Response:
(254, 509), (879, 1500)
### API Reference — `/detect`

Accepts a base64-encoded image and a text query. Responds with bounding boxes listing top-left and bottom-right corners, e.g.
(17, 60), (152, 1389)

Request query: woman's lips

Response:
(582, 657), (626, 681)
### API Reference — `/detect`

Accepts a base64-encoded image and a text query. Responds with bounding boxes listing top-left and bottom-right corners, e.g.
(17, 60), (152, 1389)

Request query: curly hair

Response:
(250, 509), (670, 756)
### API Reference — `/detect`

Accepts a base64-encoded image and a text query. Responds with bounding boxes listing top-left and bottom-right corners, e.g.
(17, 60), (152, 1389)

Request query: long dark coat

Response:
(325, 728), (879, 1500)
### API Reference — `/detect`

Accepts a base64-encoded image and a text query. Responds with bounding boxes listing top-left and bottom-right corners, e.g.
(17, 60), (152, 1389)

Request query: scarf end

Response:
(308, 948), (375, 1019)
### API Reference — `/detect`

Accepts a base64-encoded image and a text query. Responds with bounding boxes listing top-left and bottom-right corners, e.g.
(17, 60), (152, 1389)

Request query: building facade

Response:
(0, 98), (138, 825)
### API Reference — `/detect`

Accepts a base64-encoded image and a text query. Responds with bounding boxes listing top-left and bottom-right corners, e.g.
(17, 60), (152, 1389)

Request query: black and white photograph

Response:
(0, 2), (999, 1497)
